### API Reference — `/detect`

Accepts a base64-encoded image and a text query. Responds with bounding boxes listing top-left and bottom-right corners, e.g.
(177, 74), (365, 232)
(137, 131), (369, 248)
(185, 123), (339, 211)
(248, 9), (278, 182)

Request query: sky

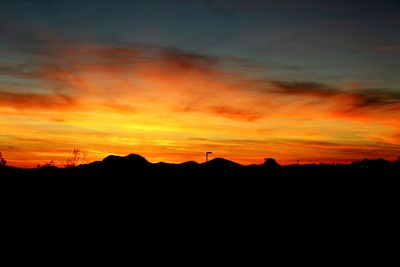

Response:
(1, 0), (400, 167)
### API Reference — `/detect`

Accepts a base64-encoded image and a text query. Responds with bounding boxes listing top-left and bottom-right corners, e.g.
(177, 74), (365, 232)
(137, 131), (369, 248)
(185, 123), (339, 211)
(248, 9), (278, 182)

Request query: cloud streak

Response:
(269, 80), (400, 111)
(2, 34), (400, 127)
(366, 46), (400, 52)
(0, 91), (77, 109)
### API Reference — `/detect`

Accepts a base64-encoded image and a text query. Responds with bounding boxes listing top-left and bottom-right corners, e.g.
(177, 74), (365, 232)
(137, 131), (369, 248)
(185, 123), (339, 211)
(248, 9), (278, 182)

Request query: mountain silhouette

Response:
(263, 158), (280, 169)
(102, 154), (150, 167)
(203, 158), (241, 169)
(0, 153), (399, 178)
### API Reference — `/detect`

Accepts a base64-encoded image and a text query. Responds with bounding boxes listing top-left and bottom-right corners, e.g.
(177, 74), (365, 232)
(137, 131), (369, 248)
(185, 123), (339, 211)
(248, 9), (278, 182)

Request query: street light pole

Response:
(206, 152), (212, 162)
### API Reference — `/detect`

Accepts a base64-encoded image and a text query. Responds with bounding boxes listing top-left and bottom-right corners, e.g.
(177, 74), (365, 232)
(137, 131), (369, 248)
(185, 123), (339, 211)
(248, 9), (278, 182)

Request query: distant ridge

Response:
(0, 153), (399, 178)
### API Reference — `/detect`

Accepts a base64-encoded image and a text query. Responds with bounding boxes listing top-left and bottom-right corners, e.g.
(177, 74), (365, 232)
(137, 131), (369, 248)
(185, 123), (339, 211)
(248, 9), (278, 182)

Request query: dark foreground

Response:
(1, 154), (399, 178)
(2, 154), (397, 257)
(2, 154), (398, 233)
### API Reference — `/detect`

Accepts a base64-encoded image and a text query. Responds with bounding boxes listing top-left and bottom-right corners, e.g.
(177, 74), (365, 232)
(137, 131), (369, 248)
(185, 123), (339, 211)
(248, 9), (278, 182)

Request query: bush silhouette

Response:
(0, 152), (6, 166)
(65, 149), (87, 168)
(37, 160), (56, 168)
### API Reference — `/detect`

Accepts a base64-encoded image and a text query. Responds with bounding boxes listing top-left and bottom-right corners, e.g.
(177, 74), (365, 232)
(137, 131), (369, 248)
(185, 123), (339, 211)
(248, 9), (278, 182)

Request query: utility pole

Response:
(206, 152), (212, 162)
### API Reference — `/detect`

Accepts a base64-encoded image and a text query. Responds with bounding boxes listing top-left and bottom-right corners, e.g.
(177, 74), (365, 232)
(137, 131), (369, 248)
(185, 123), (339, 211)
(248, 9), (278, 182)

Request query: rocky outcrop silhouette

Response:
(102, 154), (150, 166)
(263, 158), (280, 169)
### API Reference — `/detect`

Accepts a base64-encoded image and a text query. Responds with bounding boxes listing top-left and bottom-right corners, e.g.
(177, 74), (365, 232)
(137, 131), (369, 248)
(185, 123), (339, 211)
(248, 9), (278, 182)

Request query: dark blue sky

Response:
(1, 0), (400, 86)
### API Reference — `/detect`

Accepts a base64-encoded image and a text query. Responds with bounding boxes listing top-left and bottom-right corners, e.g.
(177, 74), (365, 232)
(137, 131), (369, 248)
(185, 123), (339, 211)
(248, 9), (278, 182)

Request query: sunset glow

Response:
(1, 0), (400, 167)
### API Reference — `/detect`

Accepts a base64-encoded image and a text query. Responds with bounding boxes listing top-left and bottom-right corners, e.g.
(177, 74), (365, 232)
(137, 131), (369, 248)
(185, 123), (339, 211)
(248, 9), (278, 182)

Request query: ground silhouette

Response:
(0, 153), (398, 178)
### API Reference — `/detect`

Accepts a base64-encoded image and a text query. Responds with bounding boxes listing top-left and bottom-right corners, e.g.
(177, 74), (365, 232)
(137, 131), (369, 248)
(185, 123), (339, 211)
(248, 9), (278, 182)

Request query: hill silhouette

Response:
(0, 153), (398, 178)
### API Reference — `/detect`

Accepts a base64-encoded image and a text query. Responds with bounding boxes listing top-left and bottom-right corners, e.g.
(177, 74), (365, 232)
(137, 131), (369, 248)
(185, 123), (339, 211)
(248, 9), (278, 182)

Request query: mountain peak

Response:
(263, 158), (280, 168)
(203, 157), (241, 167)
(102, 153), (149, 166)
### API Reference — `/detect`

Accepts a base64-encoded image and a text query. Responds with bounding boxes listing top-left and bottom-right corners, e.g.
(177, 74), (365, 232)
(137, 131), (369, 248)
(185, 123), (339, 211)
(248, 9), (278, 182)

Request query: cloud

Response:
(366, 46), (400, 52)
(200, 0), (234, 16)
(209, 105), (264, 121)
(268, 80), (400, 111)
(0, 91), (78, 109)
(158, 47), (220, 71)
(0, 61), (57, 81)
(0, 16), (64, 56)
(270, 81), (339, 97)
(1, 21), (400, 123)
(103, 102), (137, 114)
(350, 89), (400, 108)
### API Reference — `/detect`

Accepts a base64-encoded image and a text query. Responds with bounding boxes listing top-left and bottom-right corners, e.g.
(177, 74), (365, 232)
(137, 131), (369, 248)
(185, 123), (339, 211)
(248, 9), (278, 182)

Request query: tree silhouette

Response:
(0, 152), (6, 166)
(65, 149), (87, 168)
(37, 160), (55, 168)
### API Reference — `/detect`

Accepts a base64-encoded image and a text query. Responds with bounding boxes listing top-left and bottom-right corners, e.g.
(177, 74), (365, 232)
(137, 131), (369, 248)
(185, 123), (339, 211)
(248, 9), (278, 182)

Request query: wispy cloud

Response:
(365, 46), (400, 52)
(0, 91), (77, 109)
(270, 81), (339, 96)
(209, 105), (264, 121)
(268, 80), (400, 111)
(200, 0), (234, 16)
(2, 35), (400, 121)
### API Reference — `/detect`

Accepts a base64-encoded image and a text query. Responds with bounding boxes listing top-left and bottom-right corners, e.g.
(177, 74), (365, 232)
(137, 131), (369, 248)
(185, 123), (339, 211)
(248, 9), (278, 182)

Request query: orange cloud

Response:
(208, 106), (264, 121)
(0, 91), (78, 109)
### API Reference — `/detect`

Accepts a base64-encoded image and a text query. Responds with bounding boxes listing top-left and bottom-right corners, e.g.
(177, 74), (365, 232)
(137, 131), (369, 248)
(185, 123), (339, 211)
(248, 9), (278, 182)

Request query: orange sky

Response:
(1, 43), (400, 167)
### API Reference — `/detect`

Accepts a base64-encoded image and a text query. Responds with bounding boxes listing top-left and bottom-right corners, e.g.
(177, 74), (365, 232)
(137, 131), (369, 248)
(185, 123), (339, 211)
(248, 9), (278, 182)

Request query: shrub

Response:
(65, 149), (87, 168)
(0, 152), (6, 166)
